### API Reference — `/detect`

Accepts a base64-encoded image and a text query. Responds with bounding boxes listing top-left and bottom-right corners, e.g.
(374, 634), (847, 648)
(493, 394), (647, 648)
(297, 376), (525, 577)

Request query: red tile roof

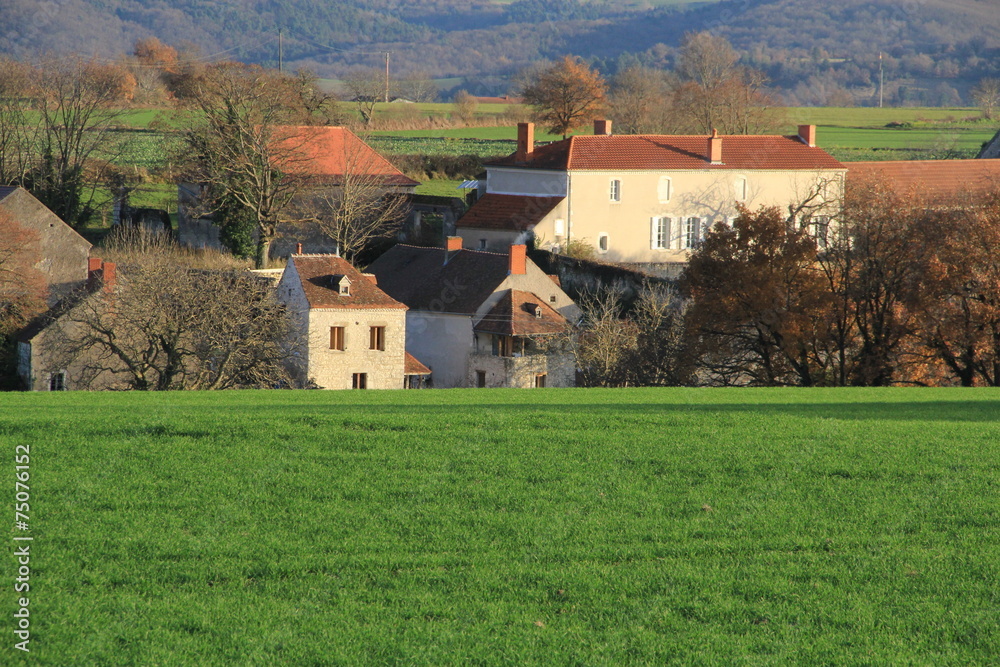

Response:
(404, 352), (431, 375)
(489, 133), (845, 171)
(457, 194), (563, 231)
(290, 254), (406, 310)
(847, 159), (1000, 205)
(271, 126), (418, 187)
(474, 289), (567, 336)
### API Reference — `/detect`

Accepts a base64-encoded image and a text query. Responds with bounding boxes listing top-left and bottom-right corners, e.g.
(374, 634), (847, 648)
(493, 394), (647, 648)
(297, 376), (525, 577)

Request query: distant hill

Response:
(3, 0), (1000, 104)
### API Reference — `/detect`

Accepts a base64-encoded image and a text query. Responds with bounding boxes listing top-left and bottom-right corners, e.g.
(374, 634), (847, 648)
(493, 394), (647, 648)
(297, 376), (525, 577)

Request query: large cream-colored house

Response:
(366, 238), (581, 388)
(457, 121), (846, 269)
(278, 252), (429, 389)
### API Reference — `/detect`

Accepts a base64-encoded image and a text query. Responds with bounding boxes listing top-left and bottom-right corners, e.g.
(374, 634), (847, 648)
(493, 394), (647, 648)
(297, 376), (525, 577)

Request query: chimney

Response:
(594, 119), (612, 136)
(515, 122), (534, 162)
(708, 129), (723, 164)
(509, 244), (527, 276)
(101, 261), (116, 293)
(363, 273), (378, 286)
(87, 257), (103, 292)
(798, 124), (817, 148)
(444, 235), (462, 264)
(296, 243), (303, 254)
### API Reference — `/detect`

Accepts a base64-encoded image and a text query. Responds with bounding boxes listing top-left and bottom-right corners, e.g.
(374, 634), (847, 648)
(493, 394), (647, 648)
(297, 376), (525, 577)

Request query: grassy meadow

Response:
(3, 387), (999, 664)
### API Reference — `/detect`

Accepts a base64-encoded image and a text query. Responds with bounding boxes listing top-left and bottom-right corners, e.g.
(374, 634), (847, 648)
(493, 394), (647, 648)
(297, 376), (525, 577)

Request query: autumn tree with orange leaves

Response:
(520, 56), (607, 138)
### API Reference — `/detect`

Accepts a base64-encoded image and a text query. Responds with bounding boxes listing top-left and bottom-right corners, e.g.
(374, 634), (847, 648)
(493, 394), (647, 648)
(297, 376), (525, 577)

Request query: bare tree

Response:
(0, 58), (37, 187)
(609, 66), (675, 134)
(290, 132), (410, 262)
(971, 77), (1000, 120)
(343, 68), (384, 126)
(453, 90), (478, 123)
(184, 63), (312, 268)
(54, 231), (293, 391)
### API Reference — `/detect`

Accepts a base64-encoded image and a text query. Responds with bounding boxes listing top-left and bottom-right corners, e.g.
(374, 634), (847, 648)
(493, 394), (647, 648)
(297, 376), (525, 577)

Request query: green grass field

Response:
(4, 388), (999, 664)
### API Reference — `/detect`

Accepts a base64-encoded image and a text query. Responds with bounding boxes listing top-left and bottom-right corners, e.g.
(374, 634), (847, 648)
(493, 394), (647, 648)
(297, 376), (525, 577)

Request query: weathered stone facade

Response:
(278, 254), (412, 390)
(0, 186), (91, 306)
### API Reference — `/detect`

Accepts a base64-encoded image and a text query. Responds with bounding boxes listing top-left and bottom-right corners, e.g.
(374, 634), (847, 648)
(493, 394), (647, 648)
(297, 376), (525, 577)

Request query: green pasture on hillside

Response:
(3, 388), (998, 664)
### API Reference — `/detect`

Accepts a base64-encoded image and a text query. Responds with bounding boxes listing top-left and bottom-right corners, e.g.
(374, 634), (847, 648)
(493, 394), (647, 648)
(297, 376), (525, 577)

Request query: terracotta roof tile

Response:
(271, 126), (418, 187)
(474, 289), (567, 336)
(847, 159), (1000, 205)
(404, 351), (431, 375)
(291, 254), (406, 310)
(489, 134), (845, 171)
(457, 194), (563, 231)
(366, 245), (513, 315)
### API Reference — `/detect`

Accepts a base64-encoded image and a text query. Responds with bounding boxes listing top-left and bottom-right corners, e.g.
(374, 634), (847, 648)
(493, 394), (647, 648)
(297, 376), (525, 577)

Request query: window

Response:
(369, 326), (385, 351)
(352, 373), (367, 389)
(658, 176), (672, 203)
(479, 238), (488, 250)
(734, 176), (748, 202)
(49, 372), (66, 391)
(554, 218), (565, 237)
(330, 326), (345, 351)
(610, 179), (621, 202)
(811, 216), (830, 249)
(598, 233), (609, 253)
(549, 295), (557, 303)
(651, 217), (671, 250)
(534, 373), (547, 388)
(476, 370), (487, 388)
(684, 217), (702, 249)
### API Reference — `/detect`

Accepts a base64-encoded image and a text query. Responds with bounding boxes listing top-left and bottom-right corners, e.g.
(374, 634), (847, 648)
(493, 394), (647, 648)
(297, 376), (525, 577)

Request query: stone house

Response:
(277, 250), (429, 389)
(457, 121), (846, 274)
(366, 238), (581, 388)
(18, 259), (122, 391)
(179, 126), (419, 258)
(0, 186), (92, 306)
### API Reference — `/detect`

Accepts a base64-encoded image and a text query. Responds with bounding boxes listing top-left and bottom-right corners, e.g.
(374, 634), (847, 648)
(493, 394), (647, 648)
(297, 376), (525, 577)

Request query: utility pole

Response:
(879, 51), (884, 108)
(278, 29), (283, 73)
(384, 52), (390, 103)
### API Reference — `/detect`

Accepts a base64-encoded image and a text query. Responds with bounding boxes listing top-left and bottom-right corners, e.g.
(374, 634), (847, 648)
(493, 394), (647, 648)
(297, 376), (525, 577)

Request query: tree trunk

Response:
(255, 235), (270, 269)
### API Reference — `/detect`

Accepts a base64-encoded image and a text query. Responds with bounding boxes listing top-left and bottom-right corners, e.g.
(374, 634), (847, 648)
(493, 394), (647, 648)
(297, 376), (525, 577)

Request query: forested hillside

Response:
(3, 0), (1000, 103)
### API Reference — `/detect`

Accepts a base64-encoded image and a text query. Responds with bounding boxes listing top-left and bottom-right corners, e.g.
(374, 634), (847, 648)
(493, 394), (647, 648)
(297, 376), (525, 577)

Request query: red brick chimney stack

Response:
(515, 122), (534, 162)
(798, 124), (817, 148)
(101, 261), (116, 293)
(87, 257), (103, 292)
(594, 119), (612, 136)
(509, 244), (527, 275)
(446, 236), (463, 252)
(296, 243), (303, 254)
(708, 128), (723, 164)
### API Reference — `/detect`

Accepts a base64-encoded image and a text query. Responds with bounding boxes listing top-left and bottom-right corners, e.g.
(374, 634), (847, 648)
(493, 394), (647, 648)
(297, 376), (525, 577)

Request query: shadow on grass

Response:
(274, 401), (1000, 423)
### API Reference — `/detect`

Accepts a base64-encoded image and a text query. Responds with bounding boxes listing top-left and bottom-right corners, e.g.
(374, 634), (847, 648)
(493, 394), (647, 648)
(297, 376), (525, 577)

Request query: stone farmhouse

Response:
(278, 249), (430, 390)
(366, 238), (581, 388)
(18, 259), (120, 392)
(457, 121), (846, 274)
(0, 186), (91, 306)
(179, 126), (418, 259)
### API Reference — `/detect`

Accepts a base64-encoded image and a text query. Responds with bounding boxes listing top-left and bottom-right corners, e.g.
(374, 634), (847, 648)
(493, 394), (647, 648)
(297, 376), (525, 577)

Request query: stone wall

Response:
(466, 351), (575, 388)
(306, 308), (407, 389)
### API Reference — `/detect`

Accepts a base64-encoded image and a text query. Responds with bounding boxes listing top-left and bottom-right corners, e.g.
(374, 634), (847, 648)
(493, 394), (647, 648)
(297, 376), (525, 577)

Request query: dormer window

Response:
(535, 306), (543, 319)
(333, 275), (351, 296)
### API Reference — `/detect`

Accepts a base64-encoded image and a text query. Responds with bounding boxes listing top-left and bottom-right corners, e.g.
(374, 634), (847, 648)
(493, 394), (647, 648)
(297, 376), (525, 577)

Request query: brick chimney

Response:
(708, 129), (723, 164)
(594, 119), (612, 136)
(87, 257), (103, 292)
(515, 122), (534, 162)
(296, 243), (303, 254)
(101, 261), (116, 293)
(446, 236), (463, 252)
(362, 273), (378, 286)
(509, 244), (527, 275)
(798, 124), (817, 148)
